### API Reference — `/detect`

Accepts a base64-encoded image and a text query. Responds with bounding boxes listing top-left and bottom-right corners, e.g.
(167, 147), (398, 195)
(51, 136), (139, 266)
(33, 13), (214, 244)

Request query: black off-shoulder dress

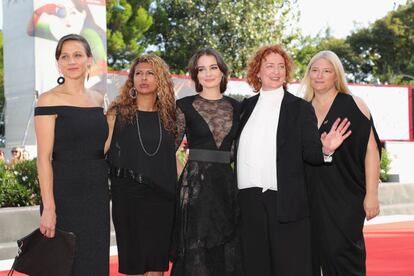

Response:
(35, 106), (110, 276)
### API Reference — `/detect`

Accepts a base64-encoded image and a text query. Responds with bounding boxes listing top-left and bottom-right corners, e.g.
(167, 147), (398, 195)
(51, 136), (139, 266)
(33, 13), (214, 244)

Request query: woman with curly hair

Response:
(105, 54), (176, 276)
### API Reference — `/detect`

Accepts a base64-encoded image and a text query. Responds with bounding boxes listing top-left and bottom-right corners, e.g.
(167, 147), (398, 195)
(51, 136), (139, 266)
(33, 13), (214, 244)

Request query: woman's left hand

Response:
(321, 118), (352, 154)
(364, 193), (380, 220)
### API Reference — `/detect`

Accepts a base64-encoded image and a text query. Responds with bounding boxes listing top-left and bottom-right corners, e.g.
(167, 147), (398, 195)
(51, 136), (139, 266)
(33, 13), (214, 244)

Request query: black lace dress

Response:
(171, 95), (243, 276)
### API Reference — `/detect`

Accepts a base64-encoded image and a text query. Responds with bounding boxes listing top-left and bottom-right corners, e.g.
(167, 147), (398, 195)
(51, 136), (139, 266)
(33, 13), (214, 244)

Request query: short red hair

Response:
(246, 44), (294, 92)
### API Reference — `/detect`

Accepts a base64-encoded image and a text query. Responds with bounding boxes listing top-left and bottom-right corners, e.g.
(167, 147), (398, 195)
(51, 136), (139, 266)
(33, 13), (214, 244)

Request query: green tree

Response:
(317, 37), (366, 83)
(149, 0), (300, 77)
(291, 33), (363, 83)
(290, 34), (322, 80)
(346, 1), (414, 84)
(107, 0), (154, 70)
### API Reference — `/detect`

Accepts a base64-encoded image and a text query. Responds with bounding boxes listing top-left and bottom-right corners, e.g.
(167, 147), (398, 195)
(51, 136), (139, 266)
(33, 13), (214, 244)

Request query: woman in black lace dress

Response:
(34, 34), (109, 276)
(105, 54), (177, 276)
(171, 48), (242, 276)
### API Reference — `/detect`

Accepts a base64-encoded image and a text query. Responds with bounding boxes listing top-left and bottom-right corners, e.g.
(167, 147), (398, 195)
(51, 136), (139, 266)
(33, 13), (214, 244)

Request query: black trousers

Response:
(238, 188), (312, 276)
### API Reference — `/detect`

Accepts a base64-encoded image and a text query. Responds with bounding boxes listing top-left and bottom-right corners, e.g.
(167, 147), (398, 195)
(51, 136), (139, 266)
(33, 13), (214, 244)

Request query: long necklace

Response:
(135, 112), (163, 157)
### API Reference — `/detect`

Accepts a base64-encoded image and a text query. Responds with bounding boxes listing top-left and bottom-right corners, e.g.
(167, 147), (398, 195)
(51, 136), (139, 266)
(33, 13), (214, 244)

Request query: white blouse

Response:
(237, 87), (284, 192)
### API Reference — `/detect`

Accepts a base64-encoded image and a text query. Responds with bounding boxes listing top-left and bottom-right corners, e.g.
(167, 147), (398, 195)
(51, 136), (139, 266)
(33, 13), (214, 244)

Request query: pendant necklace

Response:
(135, 112), (162, 157)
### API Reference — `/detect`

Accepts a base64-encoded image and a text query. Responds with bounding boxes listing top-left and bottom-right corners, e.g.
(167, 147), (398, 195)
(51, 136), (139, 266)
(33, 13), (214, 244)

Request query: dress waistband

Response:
(52, 150), (104, 161)
(109, 165), (174, 200)
(188, 149), (231, 164)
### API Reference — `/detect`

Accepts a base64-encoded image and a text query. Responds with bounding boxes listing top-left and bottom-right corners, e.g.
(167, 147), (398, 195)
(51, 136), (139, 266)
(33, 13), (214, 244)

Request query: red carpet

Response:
(0, 256), (172, 276)
(2, 221), (413, 276)
(109, 256), (172, 276)
(364, 220), (414, 276)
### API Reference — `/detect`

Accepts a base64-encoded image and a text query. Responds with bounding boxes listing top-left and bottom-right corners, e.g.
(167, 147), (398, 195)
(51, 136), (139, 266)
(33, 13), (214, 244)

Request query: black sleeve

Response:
(175, 101), (187, 151)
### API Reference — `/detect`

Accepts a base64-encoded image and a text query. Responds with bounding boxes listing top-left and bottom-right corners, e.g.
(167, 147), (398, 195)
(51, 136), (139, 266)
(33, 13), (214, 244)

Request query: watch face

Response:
(324, 154), (333, 163)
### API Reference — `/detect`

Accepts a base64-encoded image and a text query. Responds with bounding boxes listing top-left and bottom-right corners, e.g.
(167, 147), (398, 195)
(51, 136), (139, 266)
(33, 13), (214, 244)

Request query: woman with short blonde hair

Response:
(302, 50), (350, 102)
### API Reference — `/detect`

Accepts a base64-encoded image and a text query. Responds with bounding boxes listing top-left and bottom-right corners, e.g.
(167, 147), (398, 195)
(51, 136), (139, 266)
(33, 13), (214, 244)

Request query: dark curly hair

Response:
(108, 54), (176, 134)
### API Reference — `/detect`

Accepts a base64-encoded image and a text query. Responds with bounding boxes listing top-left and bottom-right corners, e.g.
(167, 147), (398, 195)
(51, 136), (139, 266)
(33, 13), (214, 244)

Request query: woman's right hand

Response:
(40, 209), (56, 238)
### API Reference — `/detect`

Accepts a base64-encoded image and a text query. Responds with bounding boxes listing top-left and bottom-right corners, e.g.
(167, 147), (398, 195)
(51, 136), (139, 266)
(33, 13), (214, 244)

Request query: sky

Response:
(297, 0), (409, 38)
(0, 0), (410, 37)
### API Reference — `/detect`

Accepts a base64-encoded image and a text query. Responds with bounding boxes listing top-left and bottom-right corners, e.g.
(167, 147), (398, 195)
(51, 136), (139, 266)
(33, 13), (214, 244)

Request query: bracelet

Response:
(323, 151), (334, 162)
(323, 151), (334, 158)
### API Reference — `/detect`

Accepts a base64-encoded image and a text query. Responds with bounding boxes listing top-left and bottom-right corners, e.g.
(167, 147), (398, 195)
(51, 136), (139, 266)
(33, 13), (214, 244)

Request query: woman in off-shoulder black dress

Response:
(171, 48), (242, 276)
(34, 34), (109, 276)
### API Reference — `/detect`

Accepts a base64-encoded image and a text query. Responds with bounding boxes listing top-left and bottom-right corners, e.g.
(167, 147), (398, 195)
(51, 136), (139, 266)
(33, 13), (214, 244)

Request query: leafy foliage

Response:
(149, 0), (299, 77)
(227, 93), (248, 102)
(291, 32), (366, 83)
(380, 148), (392, 182)
(107, 0), (154, 70)
(13, 159), (40, 204)
(346, 1), (414, 84)
(290, 1), (414, 85)
(0, 160), (40, 207)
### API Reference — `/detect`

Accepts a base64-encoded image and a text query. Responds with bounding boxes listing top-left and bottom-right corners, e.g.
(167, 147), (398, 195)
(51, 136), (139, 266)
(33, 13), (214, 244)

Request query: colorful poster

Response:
(28, 0), (107, 93)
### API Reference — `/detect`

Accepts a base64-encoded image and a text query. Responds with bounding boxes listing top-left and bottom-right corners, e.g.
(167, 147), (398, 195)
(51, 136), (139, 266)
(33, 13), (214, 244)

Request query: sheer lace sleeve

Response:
(230, 142), (235, 162)
(176, 106), (186, 150)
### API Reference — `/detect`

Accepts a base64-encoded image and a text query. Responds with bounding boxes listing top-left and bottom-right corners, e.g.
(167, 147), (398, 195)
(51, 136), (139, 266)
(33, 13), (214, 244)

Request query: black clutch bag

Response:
(7, 228), (76, 276)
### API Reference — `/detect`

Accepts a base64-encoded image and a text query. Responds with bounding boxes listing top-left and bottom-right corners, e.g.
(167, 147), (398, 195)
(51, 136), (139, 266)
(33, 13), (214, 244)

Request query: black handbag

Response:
(7, 228), (76, 276)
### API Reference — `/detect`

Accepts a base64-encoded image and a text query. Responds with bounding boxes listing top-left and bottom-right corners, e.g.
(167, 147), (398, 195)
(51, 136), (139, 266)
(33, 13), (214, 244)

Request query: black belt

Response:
(53, 150), (104, 161)
(108, 166), (174, 200)
(188, 149), (231, 164)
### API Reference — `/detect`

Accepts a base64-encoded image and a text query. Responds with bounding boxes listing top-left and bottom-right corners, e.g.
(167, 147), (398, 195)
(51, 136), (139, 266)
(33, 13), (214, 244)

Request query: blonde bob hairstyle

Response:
(108, 54), (176, 134)
(302, 50), (351, 102)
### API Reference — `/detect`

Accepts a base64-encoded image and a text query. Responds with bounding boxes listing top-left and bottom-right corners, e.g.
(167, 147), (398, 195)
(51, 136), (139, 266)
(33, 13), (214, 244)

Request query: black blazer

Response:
(236, 90), (324, 222)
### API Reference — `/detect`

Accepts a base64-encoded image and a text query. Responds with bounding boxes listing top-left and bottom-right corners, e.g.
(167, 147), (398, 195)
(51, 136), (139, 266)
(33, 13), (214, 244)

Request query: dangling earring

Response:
(57, 75), (65, 85)
(129, 87), (137, 99)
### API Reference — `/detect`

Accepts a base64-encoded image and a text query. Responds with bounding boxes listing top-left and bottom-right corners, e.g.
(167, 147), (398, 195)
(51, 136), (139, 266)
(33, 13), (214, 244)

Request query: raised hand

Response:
(321, 118), (352, 155)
